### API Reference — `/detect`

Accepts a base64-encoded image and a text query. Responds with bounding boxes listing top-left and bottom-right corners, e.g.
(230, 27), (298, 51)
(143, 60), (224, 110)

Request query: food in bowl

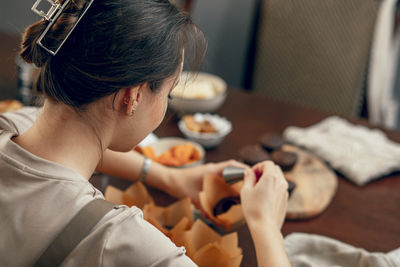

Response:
(138, 143), (200, 167)
(183, 115), (217, 133)
(178, 113), (232, 148)
(168, 71), (227, 114)
(135, 137), (205, 167)
(171, 71), (226, 99)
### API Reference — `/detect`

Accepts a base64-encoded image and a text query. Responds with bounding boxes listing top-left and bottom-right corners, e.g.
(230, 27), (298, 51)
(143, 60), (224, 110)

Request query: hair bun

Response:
(20, 0), (87, 67)
(19, 20), (51, 67)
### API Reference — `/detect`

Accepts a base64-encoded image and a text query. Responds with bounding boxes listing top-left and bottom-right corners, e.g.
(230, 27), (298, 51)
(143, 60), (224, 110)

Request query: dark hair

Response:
(20, 0), (206, 108)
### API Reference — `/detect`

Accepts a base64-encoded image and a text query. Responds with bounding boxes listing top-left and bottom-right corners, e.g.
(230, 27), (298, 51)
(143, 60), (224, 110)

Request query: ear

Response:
(121, 85), (143, 116)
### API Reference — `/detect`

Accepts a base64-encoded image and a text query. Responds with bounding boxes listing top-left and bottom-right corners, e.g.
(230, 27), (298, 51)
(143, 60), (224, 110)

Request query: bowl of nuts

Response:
(178, 113), (232, 148)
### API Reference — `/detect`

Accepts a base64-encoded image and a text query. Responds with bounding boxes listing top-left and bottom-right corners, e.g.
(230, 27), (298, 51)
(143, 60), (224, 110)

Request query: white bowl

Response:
(178, 113), (232, 148)
(168, 71), (227, 115)
(145, 137), (205, 168)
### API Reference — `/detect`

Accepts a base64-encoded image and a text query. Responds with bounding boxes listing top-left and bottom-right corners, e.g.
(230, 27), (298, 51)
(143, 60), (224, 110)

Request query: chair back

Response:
(252, 0), (379, 116)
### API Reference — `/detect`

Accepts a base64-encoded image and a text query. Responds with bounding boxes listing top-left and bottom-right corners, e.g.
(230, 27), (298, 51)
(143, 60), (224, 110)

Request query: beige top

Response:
(0, 107), (196, 267)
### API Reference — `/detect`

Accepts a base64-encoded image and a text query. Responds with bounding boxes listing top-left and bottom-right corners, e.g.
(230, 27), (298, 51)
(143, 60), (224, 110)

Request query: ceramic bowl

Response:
(178, 113), (232, 148)
(145, 137), (205, 168)
(168, 71), (227, 115)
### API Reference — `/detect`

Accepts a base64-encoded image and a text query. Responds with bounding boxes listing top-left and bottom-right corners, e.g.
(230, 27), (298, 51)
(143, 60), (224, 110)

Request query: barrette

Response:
(31, 0), (94, 56)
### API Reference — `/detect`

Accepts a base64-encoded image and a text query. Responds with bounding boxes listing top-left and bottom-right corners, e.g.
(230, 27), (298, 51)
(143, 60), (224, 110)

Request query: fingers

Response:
(252, 160), (275, 174)
(192, 198), (201, 210)
(205, 159), (288, 193)
(275, 165), (289, 191)
(221, 159), (249, 169)
(251, 160), (275, 184)
(243, 168), (257, 188)
(212, 159), (251, 176)
(252, 161), (288, 190)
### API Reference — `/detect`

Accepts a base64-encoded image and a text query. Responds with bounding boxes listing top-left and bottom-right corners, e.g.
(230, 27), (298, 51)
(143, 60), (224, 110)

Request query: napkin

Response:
(283, 116), (400, 186)
(284, 233), (398, 267)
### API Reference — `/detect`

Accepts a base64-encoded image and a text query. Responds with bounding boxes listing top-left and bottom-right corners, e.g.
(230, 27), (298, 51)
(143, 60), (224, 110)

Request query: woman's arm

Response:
(96, 149), (171, 190)
(241, 161), (291, 267)
(248, 222), (290, 267)
(98, 150), (291, 265)
(96, 149), (246, 207)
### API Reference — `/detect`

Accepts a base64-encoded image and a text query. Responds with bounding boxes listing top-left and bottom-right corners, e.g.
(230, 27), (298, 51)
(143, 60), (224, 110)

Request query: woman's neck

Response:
(13, 100), (111, 179)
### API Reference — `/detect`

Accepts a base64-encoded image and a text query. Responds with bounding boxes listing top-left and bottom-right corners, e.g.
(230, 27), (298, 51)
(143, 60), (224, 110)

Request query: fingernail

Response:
(254, 169), (262, 183)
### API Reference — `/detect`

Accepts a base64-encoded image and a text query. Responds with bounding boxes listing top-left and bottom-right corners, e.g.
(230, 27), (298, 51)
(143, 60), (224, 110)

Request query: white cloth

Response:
(388, 247), (400, 264)
(368, 0), (400, 129)
(0, 108), (196, 267)
(283, 116), (400, 186)
(284, 233), (398, 267)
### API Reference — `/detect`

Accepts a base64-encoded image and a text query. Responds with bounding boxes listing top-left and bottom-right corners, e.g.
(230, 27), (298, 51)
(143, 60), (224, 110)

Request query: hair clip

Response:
(31, 0), (94, 56)
(32, 0), (63, 22)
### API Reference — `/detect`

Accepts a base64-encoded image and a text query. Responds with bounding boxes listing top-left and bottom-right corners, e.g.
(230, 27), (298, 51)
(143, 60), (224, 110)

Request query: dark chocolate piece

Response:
(259, 133), (284, 152)
(287, 180), (296, 196)
(271, 150), (298, 171)
(213, 196), (241, 217)
(238, 144), (271, 166)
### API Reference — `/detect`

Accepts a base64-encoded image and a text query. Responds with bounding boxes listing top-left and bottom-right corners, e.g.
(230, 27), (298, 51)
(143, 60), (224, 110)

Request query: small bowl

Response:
(178, 113), (232, 148)
(168, 71), (227, 115)
(146, 137), (205, 168)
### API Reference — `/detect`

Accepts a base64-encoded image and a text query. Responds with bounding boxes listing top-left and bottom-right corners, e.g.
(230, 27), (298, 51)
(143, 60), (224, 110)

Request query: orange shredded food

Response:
(138, 143), (200, 167)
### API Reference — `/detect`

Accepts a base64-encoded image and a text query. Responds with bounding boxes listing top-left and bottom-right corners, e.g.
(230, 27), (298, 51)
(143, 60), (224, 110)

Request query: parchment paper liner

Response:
(171, 219), (242, 267)
(105, 181), (243, 266)
(199, 174), (244, 231)
(143, 198), (194, 235)
(105, 183), (193, 234)
(105, 182), (153, 209)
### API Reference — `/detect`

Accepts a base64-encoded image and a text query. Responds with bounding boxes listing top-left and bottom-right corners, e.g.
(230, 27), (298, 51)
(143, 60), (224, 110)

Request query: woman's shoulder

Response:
(0, 106), (41, 134)
(89, 204), (196, 267)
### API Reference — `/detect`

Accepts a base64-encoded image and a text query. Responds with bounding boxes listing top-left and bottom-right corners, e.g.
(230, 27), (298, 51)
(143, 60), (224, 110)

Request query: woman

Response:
(0, 0), (290, 266)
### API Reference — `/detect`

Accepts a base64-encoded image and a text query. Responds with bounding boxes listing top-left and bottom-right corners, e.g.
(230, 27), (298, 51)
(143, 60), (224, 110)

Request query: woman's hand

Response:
(241, 161), (289, 230)
(165, 160), (248, 208)
(240, 161), (291, 267)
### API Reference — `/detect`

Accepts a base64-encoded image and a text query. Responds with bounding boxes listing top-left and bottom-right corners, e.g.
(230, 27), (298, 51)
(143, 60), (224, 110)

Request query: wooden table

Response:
(3, 29), (398, 267)
(94, 88), (400, 266)
(153, 88), (400, 266)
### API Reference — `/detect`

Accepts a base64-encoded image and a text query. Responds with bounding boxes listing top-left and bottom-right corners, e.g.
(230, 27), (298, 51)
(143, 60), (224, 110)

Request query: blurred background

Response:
(0, 0), (257, 98)
(1, 0), (399, 130)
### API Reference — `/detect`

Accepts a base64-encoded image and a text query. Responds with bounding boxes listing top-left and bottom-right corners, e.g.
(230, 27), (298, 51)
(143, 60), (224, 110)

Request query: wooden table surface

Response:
(151, 88), (400, 267)
(3, 30), (399, 267)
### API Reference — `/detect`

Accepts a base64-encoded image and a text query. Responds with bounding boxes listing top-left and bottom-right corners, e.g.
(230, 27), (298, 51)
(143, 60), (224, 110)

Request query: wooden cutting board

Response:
(283, 145), (338, 219)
